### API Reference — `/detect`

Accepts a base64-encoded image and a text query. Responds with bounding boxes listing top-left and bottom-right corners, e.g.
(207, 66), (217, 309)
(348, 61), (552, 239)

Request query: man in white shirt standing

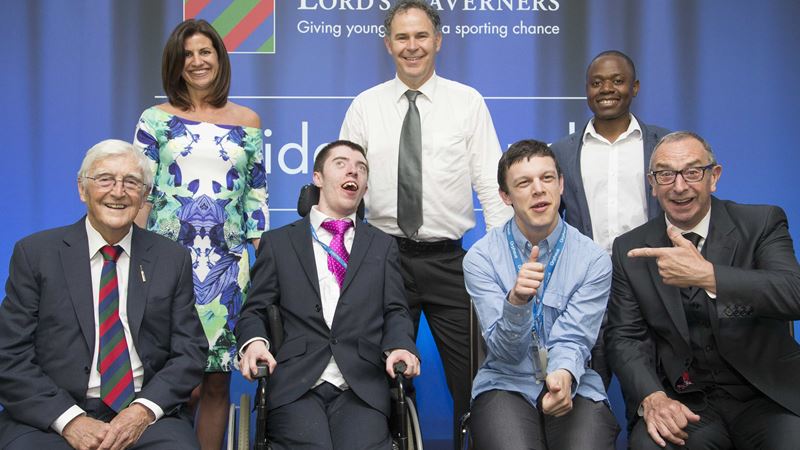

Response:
(550, 50), (670, 388)
(340, 0), (511, 442)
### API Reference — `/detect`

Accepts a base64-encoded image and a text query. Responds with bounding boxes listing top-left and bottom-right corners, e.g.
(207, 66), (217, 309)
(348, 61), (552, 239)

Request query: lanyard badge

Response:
(505, 219), (566, 383)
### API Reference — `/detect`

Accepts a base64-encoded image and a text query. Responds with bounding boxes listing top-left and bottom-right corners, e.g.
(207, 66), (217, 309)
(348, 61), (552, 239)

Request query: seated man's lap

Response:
(629, 390), (800, 450)
(471, 390), (617, 450)
(0, 411), (197, 450)
(267, 382), (391, 450)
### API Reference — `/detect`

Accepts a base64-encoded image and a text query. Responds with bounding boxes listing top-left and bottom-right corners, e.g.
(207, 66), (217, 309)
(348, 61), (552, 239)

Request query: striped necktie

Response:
(98, 245), (135, 412)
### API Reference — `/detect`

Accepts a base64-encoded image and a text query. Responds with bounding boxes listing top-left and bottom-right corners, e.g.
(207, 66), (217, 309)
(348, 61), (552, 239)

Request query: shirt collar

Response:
(392, 72), (437, 104)
(583, 113), (641, 145)
(665, 206), (711, 241)
(310, 205), (357, 232)
(509, 216), (565, 258)
(84, 217), (133, 259)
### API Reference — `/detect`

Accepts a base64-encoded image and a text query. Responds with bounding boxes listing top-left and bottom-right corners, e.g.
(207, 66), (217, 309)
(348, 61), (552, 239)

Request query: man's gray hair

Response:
(650, 131), (717, 170)
(77, 139), (153, 190)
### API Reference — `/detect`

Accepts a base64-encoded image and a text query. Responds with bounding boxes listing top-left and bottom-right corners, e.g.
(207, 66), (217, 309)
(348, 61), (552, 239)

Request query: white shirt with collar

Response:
(51, 219), (162, 434)
(580, 114), (648, 254)
(308, 206), (358, 389)
(340, 73), (512, 241)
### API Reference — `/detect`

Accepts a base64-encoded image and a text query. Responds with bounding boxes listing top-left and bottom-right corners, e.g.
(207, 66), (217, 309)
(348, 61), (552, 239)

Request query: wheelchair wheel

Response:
(405, 397), (423, 450)
(238, 394), (251, 450)
(226, 403), (236, 450)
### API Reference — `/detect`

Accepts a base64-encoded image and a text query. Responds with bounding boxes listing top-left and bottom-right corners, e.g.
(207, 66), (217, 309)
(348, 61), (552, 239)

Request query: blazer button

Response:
(315, 304), (321, 312)
(84, 366), (90, 374)
(331, 338), (338, 345)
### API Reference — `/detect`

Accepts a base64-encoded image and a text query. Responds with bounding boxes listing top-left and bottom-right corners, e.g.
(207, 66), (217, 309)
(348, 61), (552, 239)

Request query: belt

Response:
(394, 236), (462, 253)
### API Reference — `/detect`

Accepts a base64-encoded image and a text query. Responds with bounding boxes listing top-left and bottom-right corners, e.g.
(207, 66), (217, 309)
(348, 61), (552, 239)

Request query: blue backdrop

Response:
(2, 1), (799, 448)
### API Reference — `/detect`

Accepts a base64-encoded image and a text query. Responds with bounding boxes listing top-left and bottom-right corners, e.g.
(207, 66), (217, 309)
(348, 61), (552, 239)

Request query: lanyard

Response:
(310, 223), (348, 269)
(504, 219), (567, 338)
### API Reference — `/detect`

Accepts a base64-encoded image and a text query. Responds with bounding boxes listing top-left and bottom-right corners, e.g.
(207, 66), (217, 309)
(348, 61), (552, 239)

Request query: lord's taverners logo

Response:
(184, 0), (275, 54)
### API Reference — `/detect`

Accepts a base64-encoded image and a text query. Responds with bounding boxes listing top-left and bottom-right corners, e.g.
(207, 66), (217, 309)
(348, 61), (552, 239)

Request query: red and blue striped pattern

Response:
(98, 245), (135, 412)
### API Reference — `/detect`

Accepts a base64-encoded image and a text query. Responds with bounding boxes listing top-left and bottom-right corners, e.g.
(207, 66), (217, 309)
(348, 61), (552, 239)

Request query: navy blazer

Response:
(551, 116), (670, 239)
(236, 216), (418, 417)
(607, 197), (800, 422)
(0, 219), (207, 432)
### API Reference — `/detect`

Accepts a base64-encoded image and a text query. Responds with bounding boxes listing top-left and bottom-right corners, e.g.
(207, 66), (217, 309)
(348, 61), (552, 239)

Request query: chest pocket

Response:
(541, 291), (568, 314)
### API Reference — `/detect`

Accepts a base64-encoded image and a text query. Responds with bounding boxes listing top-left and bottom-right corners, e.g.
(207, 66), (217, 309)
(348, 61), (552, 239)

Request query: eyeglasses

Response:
(83, 175), (147, 192)
(649, 164), (716, 185)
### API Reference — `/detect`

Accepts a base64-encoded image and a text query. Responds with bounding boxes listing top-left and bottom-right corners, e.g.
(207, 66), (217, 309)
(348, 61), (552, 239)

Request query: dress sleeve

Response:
(243, 129), (269, 238)
(133, 109), (163, 204)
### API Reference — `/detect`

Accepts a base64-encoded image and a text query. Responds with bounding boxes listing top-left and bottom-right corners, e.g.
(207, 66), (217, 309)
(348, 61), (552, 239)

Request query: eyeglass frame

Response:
(81, 174), (149, 193)
(648, 163), (717, 186)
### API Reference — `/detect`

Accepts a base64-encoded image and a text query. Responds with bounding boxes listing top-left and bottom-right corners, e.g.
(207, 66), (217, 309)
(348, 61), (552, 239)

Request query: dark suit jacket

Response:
(551, 116), (670, 239)
(236, 216), (418, 417)
(606, 197), (800, 423)
(0, 219), (207, 435)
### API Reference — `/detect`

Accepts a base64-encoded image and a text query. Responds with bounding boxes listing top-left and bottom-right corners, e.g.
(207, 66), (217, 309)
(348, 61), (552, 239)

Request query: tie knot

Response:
(321, 219), (353, 237)
(405, 90), (420, 103)
(682, 232), (702, 248)
(100, 245), (123, 262)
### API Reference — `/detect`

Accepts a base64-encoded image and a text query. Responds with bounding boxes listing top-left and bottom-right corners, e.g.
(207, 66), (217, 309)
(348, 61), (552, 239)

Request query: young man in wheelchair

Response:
(236, 140), (421, 449)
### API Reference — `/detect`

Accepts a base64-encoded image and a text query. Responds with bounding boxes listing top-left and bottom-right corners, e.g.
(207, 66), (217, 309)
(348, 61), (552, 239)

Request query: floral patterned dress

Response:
(134, 106), (269, 372)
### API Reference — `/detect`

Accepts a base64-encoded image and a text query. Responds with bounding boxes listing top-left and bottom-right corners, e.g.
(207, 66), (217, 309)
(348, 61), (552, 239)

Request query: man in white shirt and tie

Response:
(340, 2), (512, 441)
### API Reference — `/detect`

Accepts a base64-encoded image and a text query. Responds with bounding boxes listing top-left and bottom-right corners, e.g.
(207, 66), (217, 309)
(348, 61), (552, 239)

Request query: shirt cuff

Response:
(503, 293), (534, 330)
(705, 289), (717, 299)
(51, 405), (85, 435)
(132, 398), (163, 423)
(238, 337), (270, 360)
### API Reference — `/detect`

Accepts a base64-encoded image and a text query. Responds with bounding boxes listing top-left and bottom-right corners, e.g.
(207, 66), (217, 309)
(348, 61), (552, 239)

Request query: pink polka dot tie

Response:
(320, 219), (353, 288)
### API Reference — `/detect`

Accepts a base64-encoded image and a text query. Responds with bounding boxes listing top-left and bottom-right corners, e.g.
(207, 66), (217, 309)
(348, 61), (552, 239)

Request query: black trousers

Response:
(470, 390), (619, 450)
(0, 399), (198, 450)
(396, 243), (474, 447)
(628, 388), (800, 450)
(266, 382), (392, 450)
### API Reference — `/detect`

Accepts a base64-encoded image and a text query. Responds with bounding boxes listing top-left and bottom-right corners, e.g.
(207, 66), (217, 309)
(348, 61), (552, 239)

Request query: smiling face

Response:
(79, 153), (146, 245)
(313, 145), (369, 219)
(649, 137), (721, 230)
(586, 54), (639, 122)
(181, 33), (219, 94)
(384, 7), (442, 90)
(500, 155), (564, 243)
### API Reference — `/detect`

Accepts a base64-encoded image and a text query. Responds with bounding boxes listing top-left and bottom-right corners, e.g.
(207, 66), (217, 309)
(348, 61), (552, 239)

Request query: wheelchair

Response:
(235, 183), (423, 449)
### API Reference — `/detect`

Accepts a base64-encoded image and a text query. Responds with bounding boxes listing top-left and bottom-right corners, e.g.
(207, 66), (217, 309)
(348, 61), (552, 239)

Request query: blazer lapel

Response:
(638, 118), (662, 220)
(289, 217), (321, 300)
(60, 219), (95, 354)
(339, 221), (373, 296)
(704, 197), (738, 334)
(127, 226), (154, 344)
(571, 127), (594, 237)
(644, 219), (691, 345)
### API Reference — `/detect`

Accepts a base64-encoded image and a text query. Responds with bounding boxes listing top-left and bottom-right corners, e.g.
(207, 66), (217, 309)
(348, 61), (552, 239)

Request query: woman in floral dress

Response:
(133, 19), (268, 449)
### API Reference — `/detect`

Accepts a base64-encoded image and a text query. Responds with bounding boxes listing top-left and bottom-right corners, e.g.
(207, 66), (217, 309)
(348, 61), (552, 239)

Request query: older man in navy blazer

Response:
(0, 140), (207, 450)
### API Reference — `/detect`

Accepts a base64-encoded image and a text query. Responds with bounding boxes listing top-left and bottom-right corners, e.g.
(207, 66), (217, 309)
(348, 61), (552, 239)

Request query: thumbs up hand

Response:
(509, 245), (545, 306)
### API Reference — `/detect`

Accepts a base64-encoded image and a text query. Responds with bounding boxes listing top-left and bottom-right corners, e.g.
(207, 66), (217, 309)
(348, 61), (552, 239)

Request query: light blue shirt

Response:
(463, 218), (611, 407)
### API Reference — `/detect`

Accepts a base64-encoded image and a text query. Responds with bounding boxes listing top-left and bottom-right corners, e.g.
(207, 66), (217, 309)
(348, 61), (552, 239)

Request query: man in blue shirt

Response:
(463, 139), (619, 449)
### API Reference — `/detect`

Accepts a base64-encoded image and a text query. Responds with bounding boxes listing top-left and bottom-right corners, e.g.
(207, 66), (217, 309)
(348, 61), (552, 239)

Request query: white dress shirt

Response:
(308, 206), (358, 389)
(341, 73), (512, 241)
(51, 220), (162, 434)
(580, 114), (648, 254)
